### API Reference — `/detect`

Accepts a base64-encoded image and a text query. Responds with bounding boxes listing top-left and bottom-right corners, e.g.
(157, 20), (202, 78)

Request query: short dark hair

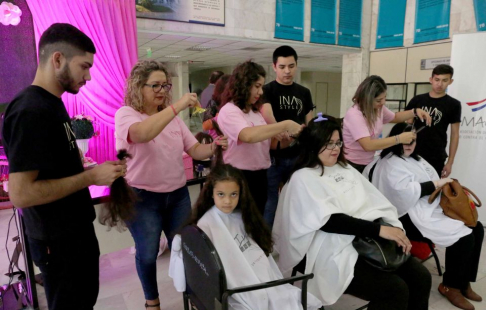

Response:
(272, 45), (298, 65)
(290, 115), (347, 180)
(38, 23), (96, 64)
(221, 60), (266, 112)
(380, 123), (420, 161)
(209, 70), (224, 84)
(432, 64), (454, 78)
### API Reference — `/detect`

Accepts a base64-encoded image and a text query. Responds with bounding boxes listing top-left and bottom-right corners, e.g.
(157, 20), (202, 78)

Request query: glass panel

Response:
(387, 84), (407, 100)
(416, 84), (432, 96)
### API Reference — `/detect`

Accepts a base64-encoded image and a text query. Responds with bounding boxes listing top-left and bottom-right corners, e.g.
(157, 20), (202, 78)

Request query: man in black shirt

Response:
(261, 46), (314, 228)
(406, 65), (460, 177)
(3, 23), (126, 310)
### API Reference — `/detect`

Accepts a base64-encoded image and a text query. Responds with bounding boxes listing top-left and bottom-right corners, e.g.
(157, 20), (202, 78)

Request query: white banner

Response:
(448, 32), (486, 221)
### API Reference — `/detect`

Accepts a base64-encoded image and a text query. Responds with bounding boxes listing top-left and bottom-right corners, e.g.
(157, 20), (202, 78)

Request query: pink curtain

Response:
(26, 0), (138, 163)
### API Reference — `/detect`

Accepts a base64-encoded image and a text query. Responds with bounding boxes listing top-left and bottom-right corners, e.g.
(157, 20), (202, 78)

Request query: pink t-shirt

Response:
(218, 102), (271, 171)
(115, 106), (198, 193)
(343, 105), (395, 165)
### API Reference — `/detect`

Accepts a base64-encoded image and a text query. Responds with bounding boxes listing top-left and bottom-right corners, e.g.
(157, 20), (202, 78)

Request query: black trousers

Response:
(422, 156), (445, 177)
(345, 257), (431, 310)
(28, 224), (100, 310)
(347, 160), (367, 174)
(400, 214), (484, 290)
(241, 169), (268, 216)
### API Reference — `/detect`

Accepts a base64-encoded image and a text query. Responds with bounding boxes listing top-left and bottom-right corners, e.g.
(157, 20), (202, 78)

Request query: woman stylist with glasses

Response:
(115, 60), (227, 310)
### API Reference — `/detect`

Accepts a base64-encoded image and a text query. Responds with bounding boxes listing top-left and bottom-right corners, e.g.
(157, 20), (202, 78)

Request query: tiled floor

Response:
(2, 207), (486, 310)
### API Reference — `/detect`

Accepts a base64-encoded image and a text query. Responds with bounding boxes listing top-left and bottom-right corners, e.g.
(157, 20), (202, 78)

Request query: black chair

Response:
(418, 239), (443, 276)
(180, 225), (316, 310)
(291, 256), (369, 310)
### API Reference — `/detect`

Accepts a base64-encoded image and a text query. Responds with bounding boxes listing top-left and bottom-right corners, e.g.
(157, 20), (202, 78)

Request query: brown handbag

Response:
(428, 179), (482, 227)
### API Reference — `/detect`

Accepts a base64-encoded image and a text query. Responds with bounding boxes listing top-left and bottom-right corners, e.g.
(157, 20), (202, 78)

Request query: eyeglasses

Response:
(323, 141), (343, 150)
(144, 83), (172, 93)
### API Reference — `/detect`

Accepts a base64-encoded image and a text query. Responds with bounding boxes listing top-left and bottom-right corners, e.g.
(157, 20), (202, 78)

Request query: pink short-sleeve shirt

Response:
(343, 105), (395, 165)
(115, 106), (198, 192)
(217, 103), (271, 171)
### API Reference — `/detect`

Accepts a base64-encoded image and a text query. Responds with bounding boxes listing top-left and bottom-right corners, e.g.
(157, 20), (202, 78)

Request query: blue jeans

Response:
(263, 156), (297, 228)
(127, 186), (192, 300)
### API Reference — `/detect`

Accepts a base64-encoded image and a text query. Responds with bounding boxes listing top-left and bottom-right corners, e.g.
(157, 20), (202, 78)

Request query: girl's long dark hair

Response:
(210, 119), (224, 168)
(221, 60), (266, 113)
(289, 115), (348, 180)
(190, 164), (274, 255)
(380, 123), (420, 160)
(99, 149), (137, 231)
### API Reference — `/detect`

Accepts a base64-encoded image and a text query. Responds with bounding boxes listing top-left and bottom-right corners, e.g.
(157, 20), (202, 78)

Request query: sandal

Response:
(145, 302), (160, 308)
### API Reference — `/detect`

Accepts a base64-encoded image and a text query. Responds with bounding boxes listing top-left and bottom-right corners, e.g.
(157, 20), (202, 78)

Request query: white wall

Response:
(137, 1), (279, 41)
(301, 71), (342, 117)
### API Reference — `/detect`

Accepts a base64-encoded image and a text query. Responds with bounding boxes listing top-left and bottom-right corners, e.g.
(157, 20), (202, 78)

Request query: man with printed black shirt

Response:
(406, 64), (460, 178)
(260, 45), (314, 228)
(2, 24), (126, 310)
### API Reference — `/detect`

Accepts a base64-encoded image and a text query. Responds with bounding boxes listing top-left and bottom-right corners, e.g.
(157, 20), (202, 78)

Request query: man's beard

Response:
(56, 64), (79, 94)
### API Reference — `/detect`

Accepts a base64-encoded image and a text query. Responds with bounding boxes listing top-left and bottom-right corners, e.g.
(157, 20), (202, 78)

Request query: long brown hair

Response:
(190, 164), (274, 255)
(352, 75), (387, 131)
(212, 74), (231, 110)
(221, 60), (266, 113)
(99, 149), (137, 231)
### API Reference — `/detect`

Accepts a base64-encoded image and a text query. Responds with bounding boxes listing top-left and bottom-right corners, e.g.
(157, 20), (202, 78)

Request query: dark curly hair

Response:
(189, 164), (274, 256)
(221, 60), (266, 113)
(290, 115), (348, 180)
(380, 123), (420, 161)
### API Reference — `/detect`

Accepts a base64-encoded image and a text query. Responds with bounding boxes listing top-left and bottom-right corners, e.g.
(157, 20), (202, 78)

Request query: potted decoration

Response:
(1, 174), (8, 193)
(71, 114), (95, 156)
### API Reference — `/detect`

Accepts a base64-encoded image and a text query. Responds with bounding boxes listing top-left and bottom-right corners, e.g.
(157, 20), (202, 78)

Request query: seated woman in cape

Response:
(170, 164), (322, 310)
(366, 122), (484, 310)
(272, 114), (431, 309)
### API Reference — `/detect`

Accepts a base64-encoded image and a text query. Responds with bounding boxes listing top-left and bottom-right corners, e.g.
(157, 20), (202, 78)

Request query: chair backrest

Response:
(181, 225), (227, 310)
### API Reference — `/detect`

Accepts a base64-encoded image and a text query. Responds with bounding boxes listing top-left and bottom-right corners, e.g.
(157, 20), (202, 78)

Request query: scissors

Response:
(411, 118), (426, 134)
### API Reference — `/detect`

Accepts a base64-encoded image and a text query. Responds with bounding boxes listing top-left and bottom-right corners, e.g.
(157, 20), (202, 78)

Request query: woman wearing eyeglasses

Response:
(342, 75), (432, 173)
(273, 115), (431, 309)
(114, 60), (227, 310)
(367, 123), (483, 310)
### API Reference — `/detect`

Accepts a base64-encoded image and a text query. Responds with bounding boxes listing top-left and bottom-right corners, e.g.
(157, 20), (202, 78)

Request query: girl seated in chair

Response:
(273, 115), (431, 309)
(172, 164), (322, 310)
(367, 122), (484, 310)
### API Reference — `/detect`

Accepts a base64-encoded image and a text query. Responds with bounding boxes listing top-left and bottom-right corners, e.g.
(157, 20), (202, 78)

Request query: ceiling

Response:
(137, 30), (360, 73)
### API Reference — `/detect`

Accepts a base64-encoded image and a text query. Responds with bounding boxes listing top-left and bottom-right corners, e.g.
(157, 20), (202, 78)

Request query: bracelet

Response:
(394, 135), (400, 145)
(170, 105), (178, 116)
(413, 107), (417, 116)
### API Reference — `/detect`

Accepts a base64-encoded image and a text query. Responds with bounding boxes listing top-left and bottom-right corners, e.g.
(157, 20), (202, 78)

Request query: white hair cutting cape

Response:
(273, 165), (402, 305)
(170, 206), (322, 310)
(367, 153), (471, 247)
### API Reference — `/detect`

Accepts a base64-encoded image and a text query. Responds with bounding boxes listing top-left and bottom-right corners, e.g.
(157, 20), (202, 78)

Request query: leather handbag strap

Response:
(428, 186), (441, 204)
(462, 185), (482, 207)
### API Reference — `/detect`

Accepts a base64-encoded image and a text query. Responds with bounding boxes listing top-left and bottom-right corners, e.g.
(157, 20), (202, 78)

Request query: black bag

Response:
(352, 219), (411, 272)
